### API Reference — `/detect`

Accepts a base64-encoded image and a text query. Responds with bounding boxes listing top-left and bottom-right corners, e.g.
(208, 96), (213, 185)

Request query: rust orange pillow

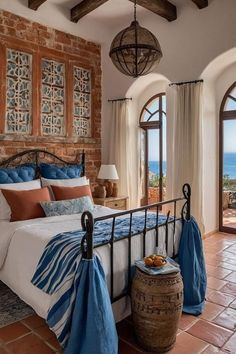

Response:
(51, 184), (92, 201)
(1, 187), (51, 221)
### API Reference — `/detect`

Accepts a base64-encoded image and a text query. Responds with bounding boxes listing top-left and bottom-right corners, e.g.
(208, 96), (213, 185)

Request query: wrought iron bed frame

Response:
(81, 183), (191, 304)
(0, 149), (191, 304)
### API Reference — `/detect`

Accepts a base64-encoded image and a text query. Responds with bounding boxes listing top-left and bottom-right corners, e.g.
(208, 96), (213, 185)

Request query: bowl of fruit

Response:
(144, 254), (167, 268)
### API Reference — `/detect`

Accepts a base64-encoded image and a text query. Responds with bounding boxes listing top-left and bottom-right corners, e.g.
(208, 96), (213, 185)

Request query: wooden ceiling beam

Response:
(129, 0), (177, 22)
(28, 0), (47, 10)
(71, 0), (110, 22)
(191, 0), (208, 9)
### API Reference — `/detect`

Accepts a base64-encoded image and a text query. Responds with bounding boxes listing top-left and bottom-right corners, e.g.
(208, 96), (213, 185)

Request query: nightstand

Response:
(93, 196), (128, 210)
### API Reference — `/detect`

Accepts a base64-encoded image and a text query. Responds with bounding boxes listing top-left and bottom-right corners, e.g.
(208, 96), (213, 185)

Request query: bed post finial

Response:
(81, 211), (94, 259)
(181, 183), (191, 221)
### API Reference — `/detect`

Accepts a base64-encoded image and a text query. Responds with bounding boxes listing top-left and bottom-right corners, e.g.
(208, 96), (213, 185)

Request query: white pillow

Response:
(0, 179), (41, 221)
(41, 176), (89, 187)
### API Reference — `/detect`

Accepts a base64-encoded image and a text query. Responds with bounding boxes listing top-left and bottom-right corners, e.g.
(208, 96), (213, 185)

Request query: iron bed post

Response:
(181, 183), (191, 221)
(81, 211), (94, 260)
(174, 201), (177, 233)
(155, 205), (159, 248)
(142, 209), (147, 258)
(128, 212), (133, 293)
(110, 217), (116, 302)
(165, 210), (170, 256)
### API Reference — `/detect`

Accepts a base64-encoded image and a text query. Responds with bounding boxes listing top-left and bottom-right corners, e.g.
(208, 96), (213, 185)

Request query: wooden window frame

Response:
(219, 81), (236, 234)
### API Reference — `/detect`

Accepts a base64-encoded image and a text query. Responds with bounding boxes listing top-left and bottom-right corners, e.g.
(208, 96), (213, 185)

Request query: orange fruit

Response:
(153, 258), (165, 267)
(144, 257), (154, 267)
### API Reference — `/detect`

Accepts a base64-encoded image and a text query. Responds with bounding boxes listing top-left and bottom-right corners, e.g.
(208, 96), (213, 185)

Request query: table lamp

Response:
(97, 164), (119, 197)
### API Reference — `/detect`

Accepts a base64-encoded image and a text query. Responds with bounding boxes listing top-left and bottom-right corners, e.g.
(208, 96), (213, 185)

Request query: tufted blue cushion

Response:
(39, 163), (83, 179)
(0, 164), (36, 184)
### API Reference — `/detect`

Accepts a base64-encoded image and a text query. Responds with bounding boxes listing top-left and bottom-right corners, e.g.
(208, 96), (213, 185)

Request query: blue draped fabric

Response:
(63, 256), (118, 354)
(32, 214), (169, 353)
(32, 213), (169, 294)
(178, 217), (207, 315)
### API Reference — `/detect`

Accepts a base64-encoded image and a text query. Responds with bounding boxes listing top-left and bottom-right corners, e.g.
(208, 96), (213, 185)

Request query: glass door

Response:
(148, 129), (161, 204)
(220, 83), (236, 232)
(140, 93), (166, 205)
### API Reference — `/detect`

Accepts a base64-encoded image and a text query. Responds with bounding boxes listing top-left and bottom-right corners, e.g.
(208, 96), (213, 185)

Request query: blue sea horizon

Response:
(149, 152), (236, 179)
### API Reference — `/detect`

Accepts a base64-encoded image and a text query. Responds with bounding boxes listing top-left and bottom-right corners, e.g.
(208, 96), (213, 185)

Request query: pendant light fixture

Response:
(109, 0), (163, 78)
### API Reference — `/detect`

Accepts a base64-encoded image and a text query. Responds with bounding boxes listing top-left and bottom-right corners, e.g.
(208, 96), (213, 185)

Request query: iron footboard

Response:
(81, 183), (191, 303)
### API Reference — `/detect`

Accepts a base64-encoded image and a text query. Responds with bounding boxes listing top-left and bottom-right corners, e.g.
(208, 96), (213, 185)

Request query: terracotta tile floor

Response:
(1, 232), (236, 353)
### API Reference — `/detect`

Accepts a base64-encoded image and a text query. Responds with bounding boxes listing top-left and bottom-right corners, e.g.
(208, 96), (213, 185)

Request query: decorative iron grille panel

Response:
(73, 67), (91, 137)
(6, 49), (32, 134)
(41, 59), (65, 136)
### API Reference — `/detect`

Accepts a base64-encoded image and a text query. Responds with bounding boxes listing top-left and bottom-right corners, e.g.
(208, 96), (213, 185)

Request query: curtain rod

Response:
(108, 97), (132, 102)
(169, 79), (203, 87)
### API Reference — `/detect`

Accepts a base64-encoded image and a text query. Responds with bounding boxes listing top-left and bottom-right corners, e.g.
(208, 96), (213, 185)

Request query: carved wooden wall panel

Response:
(6, 49), (32, 134)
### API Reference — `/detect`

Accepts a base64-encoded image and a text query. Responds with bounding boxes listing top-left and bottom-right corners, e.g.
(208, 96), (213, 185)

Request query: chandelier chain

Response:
(134, 0), (137, 22)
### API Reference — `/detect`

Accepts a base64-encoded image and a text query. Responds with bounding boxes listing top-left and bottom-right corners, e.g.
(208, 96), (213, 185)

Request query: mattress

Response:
(0, 205), (182, 322)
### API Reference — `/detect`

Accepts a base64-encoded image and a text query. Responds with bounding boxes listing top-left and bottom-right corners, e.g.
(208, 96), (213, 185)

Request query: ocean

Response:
(224, 153), (236, 178)
(149, 153), (236, 179)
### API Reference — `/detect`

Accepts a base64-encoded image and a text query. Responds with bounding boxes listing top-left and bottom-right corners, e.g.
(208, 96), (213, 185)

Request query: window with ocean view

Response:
(140, 93), (166, 205)
(221, 82), (236, 232)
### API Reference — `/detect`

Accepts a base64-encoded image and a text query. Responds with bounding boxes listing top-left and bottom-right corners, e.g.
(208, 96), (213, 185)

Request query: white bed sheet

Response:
(0, 205), (182, 322)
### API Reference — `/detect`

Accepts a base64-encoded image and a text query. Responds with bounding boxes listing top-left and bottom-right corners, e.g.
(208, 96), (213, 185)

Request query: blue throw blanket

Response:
(178, 217), (207, 315)
(32, 213), (169, 353)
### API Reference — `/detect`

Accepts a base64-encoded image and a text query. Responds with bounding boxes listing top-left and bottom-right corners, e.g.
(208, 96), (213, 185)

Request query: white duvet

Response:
(0, 206), (181, 321)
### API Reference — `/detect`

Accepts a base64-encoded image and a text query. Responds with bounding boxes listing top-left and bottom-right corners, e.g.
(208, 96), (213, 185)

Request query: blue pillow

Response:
(0, 164), (36, 184)
(40, 163), (83, 179)
(40, 196), (94, 217)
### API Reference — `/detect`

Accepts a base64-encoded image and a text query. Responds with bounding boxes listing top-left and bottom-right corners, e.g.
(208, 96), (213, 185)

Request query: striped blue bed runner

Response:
(31, 213), (169, 351)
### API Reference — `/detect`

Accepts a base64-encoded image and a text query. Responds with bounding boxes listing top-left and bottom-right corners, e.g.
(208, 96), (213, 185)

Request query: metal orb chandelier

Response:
(109, 0), (163, 78)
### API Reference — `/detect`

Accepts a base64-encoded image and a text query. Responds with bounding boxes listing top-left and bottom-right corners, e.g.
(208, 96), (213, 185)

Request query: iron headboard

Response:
(0, 149), (85, 178)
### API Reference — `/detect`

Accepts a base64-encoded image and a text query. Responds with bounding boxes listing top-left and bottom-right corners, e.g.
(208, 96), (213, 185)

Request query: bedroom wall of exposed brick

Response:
(0, 10), (101, 186)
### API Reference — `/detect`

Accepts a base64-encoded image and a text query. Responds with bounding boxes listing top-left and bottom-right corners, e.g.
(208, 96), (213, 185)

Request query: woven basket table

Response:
(131, 267), (183, 353)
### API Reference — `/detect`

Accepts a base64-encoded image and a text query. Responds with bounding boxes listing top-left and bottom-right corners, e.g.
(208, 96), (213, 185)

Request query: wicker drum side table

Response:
(131, 267), (183, 353)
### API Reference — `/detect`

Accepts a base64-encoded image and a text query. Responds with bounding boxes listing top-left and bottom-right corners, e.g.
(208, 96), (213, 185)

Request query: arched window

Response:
(139, 93), (166, 205)
(220, 82), (236, 233)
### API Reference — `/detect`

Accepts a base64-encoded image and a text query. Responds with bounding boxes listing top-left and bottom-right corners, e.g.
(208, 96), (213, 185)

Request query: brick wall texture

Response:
(0, 10), (102, 186)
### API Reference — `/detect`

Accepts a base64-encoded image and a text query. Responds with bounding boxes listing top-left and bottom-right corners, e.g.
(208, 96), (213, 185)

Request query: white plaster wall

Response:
(216, 63), (236, 113)
(201, 55), (236, 234)
(102, 0), (236, 162)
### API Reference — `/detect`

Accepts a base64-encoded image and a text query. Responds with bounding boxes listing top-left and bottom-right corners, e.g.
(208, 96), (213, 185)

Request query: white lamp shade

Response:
(98, 164), (119, 180)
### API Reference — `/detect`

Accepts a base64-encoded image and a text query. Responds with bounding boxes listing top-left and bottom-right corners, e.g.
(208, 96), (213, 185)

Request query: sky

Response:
(224, 89), (236, 152)
(224, 120), (236, 153)
(148, 121), (166, 161)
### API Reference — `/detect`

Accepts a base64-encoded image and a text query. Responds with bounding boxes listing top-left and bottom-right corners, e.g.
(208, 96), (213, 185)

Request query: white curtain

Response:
(108, 100), (139, 208)
(166, 82), (204, 232)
